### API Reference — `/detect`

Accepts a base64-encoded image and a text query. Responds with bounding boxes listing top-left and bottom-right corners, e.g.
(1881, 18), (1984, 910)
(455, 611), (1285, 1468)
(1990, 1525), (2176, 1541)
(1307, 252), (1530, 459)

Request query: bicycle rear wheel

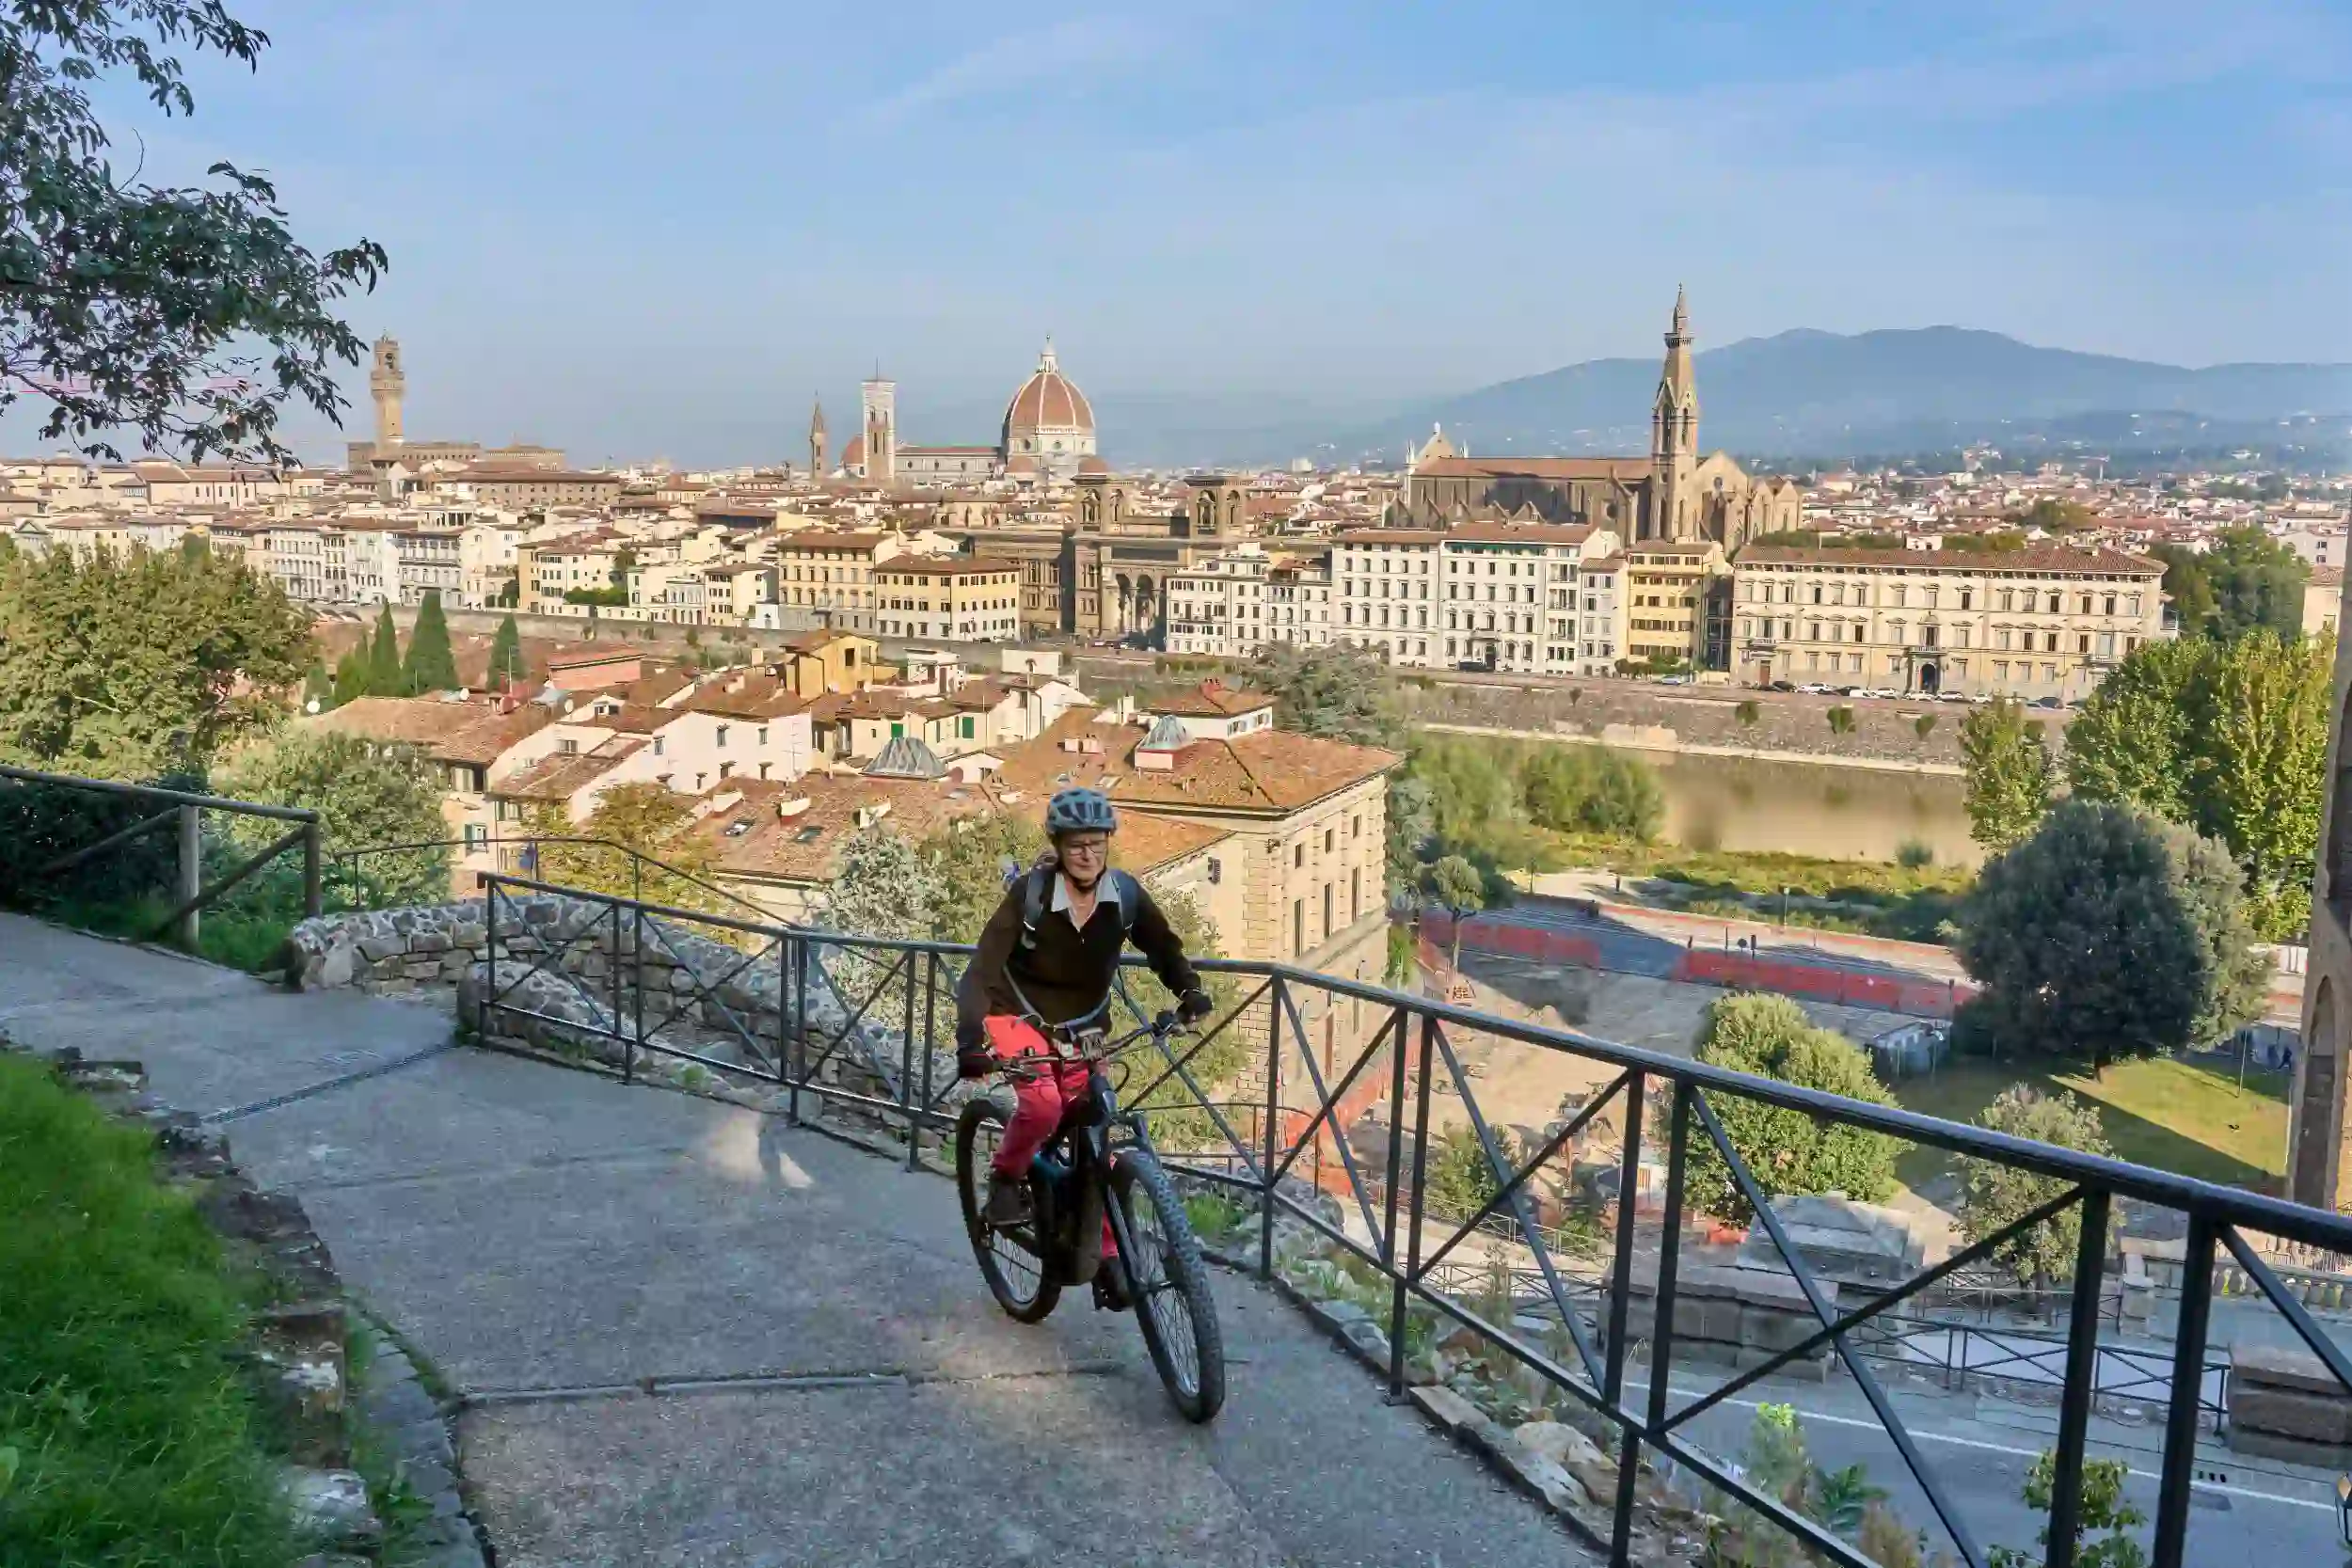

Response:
(956, 1097), (1059, 1323)
(1109, 1148), (1226, 1423)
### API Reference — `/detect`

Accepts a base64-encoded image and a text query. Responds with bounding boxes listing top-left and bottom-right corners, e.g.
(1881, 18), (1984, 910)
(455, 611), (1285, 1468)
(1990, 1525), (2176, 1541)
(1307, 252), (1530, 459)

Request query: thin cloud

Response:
(860, 17), (1164, 128)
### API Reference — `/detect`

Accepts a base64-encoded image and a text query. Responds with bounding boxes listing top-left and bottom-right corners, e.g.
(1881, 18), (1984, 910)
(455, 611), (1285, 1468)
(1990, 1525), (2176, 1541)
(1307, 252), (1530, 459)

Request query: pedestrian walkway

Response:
(0, 914), (1592, 1567)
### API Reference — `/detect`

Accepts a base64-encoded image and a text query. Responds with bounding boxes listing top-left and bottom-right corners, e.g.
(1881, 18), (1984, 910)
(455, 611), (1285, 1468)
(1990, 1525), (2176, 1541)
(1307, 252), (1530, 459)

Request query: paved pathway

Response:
(0, 914), (1593, 1567)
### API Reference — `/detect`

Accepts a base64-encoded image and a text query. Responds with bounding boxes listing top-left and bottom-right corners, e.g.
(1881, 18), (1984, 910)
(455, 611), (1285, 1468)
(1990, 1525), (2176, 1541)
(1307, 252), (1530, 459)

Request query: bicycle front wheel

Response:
(956, 1097), (1059, 1323)
(1109, 1148), (1226, 1423)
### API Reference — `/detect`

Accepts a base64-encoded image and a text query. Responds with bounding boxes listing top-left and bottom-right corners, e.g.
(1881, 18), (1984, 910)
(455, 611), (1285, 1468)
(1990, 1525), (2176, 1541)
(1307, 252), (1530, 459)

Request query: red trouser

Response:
(983, 1016), (1115, 1258)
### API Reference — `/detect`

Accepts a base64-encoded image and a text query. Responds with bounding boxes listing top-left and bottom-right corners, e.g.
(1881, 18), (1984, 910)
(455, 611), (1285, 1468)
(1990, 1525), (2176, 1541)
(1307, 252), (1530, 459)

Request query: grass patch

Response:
(37, 891), (295, 975)
(0, 1053), (296, 1568)
(1553, 836), (1972, 942)
(1892, 1054), (2289, 1194)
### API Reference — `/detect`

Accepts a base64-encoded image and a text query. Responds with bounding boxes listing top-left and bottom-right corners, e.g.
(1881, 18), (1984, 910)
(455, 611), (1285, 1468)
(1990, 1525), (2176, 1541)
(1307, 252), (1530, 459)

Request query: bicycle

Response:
(953, 1008), (1227, 1423)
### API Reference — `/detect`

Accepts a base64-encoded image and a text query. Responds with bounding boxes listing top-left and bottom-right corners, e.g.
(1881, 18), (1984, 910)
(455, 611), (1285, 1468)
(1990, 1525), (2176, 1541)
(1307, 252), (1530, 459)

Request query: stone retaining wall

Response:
(288, 897), (960, 1138)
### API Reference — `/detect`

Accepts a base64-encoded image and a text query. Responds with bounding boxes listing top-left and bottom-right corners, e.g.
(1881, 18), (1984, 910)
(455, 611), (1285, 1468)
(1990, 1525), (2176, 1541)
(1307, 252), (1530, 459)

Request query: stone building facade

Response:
(2289, 563), (2352, 1211)
(1731, 544), (2166, 698)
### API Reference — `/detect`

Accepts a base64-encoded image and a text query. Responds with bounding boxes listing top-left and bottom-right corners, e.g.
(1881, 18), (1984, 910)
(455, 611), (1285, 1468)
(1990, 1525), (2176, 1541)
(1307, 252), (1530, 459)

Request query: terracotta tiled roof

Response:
(1446, 521), (1602, 546)
(991, 707), (1398, 815)
(680, 673), (810, 721)
(495, 739), (643, 802)
(1739, 544), (2163, 577)
(876, 555), (1020, 578)
(310, 697), (486, 749)
(1149, 680), (1273, 718)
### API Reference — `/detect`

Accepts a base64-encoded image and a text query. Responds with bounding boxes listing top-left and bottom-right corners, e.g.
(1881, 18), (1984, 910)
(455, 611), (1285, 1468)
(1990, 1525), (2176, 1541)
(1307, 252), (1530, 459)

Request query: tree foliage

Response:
(1958, 1087), (2111, 1291)
(402, 591), (458, 694)
(0, 541), (310, 776)
(527, 784), (723, 914)
(2150, 527), (2308, 641)
(365, 604), (402, 696)
(1952, 801), (2267, 1072)
(1424, 1122), (1518, 1221)
(1395, 734), (1661, 885)
(1987, 1450), (2146, 1568)
(1684, 994), (1902, 1224)
(1959, 699), (2054, 850)
(1258, 641), (1401, 746)
(1427, 854), (1485, 915)
(2005, 499), (2095, 534)
(486, 613), (526, 689)
(215, 728), (447, 907)
(919, 811), (1046, 945)
(1384, 772), (1436, 900)
(0, 1), (387, 461)
(2064, 632), (2327, 940)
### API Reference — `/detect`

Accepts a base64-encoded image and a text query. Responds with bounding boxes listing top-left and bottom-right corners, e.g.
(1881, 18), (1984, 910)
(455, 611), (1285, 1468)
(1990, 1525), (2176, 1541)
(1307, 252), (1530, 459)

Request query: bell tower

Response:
(369, 335), (405, 453)
(1649, 287), (1697, 539)
(860, 373), (896, 487)
(808, 394), (827, 477)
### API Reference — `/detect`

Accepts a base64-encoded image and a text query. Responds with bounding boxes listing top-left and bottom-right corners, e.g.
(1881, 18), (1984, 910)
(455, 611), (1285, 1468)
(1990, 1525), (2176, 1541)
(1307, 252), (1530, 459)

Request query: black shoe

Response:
(1093, 1255), (1133, 1311)
(983, 1172), (1031, 1227)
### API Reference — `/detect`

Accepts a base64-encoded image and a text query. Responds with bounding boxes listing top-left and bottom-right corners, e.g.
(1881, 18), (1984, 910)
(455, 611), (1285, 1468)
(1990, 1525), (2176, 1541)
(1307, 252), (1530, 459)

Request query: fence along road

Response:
(0, 911), (1594, 1567)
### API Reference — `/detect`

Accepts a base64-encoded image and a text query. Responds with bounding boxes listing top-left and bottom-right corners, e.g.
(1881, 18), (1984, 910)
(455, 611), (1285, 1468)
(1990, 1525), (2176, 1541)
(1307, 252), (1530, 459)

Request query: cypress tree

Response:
(487, 613), (525, 689)
(367, 603), (403, 695)
(404, 591), (460, 693)
(332, 647), (372, 706)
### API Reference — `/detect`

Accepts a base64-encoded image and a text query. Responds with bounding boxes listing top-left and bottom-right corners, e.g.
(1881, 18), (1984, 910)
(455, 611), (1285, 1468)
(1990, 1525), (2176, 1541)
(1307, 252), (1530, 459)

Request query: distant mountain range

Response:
(1093, 328), (2352, 470)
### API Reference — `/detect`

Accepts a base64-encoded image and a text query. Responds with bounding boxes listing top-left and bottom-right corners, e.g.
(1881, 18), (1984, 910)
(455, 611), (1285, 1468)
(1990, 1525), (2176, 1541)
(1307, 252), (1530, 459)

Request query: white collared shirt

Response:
(1048, 871), (1128, 933)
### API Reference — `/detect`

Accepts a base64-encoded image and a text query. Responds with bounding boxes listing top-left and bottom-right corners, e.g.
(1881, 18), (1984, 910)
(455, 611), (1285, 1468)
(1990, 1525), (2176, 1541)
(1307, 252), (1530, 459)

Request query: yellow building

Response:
(1623, 540), (1728, 672)
(872, 556), (1023, 641)
(775, 629), (879, 699)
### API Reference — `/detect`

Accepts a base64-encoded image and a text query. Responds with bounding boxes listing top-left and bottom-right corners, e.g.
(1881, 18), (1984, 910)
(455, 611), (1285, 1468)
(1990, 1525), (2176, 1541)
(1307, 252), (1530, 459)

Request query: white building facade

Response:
(1163, 544), (1333, 657)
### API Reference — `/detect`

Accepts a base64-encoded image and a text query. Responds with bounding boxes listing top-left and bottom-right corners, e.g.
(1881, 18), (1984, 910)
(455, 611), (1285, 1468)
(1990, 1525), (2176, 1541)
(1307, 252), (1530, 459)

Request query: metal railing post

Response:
(632, 904), (646, 1081)
(1605, 1072), (1649, 1568)
(2152, 1212), (2217, 1568)
(902, 952), (920, 1171)
(2044, 1188), (2112, 1568)
(1261, 974), (1285, 1281)
(174, 803), (202, 951)
(776, 931), (793, 1105)
(481, 877), (500, 1041)
(611, 899), (631, 1086)
(787, 936), (806, 1127)
(1377, 1001), (1410, 1402)
(1391, 1010), (1438, 1399)
(302, 818), (323, 917)
(921, 952), (938, 1125)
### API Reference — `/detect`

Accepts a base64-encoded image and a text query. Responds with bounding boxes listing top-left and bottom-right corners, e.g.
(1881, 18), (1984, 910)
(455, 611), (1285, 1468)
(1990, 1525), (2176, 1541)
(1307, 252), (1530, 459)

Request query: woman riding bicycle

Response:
(954, 786), (1215, 1227)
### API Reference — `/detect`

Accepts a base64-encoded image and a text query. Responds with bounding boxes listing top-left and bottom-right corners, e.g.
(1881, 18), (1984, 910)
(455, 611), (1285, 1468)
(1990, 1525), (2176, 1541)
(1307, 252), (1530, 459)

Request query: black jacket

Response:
(955, 869), (1200, 1046)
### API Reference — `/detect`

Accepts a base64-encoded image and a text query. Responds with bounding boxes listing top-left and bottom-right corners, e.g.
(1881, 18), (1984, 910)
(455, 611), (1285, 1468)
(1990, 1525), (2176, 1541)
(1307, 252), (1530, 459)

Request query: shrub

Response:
(1684, 995), (1903, 1223)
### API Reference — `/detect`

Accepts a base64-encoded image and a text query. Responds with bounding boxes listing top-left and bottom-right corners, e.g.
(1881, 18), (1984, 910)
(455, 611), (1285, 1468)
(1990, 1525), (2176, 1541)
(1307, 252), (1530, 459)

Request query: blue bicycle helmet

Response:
(1044, 786), (1118, 838)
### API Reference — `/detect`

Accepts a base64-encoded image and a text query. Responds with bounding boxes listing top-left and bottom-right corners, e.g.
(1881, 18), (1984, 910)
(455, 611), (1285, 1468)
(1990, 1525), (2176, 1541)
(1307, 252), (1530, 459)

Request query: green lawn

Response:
(1892, 1054), (2290, 1195)
(0, 1053), (295, 1567)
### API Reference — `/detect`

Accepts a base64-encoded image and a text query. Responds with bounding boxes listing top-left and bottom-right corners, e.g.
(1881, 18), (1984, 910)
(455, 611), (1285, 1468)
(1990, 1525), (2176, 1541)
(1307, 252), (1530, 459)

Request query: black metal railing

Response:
(324, 834), (771, 919)
(0, 763), (322, 949)
(469, 869), (2352, 1568)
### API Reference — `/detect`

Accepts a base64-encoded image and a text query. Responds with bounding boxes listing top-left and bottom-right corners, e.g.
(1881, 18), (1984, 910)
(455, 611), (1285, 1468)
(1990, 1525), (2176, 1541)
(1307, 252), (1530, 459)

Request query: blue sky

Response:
(49, 0), (2352, 464)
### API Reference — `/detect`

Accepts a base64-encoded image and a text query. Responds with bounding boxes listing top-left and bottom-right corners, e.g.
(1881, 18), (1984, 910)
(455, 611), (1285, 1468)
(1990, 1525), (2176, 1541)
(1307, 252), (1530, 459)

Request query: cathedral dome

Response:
(1001, 337), (1097, 471)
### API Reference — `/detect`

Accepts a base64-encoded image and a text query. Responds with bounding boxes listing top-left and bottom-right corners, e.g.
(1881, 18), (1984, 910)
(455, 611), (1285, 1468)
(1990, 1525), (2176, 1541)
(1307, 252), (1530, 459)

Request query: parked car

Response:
(1937, 690), (1973, 703)
(1766, 680), (1797, 693)
(1798, 681), (1835, 694)
(2029, 695), (2064, 709)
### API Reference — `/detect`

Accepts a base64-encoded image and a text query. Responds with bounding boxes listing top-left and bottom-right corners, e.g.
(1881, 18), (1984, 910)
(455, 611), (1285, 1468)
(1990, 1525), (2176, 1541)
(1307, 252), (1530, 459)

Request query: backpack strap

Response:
(1018, 864), (1053, 951)
(1017, 865), (1137, 948)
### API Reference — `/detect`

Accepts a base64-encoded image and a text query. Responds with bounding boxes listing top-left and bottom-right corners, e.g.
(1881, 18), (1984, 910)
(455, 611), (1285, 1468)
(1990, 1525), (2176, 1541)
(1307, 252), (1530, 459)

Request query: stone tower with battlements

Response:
(370, 335), (405, 452)
(861, 375), (896, 488)
(1647, 287), (1698, 540)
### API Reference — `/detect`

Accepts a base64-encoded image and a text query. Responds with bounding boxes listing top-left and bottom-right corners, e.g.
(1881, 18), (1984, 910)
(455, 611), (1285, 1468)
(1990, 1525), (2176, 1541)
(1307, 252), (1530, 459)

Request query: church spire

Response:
(1649, 286), (1699, 539)
(808, 394), (827, 476)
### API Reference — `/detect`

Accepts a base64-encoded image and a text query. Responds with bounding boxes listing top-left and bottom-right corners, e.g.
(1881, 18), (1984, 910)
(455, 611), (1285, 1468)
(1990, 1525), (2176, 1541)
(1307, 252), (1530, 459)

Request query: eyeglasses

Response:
(1060, 837), (1108, 856)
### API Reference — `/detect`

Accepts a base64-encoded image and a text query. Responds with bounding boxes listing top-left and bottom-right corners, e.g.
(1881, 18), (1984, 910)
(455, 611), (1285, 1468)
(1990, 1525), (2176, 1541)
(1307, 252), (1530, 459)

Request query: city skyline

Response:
(10, 0), (2347, 467)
